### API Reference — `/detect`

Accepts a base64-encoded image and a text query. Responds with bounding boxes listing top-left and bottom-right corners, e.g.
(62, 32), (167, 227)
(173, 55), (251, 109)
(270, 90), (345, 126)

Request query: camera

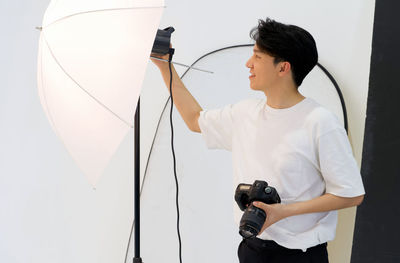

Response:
(235, 180), (281, 239)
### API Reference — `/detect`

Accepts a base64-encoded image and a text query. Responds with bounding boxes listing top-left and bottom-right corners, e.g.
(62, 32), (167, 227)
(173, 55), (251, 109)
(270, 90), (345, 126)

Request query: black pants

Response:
(238, 238), (329, 263)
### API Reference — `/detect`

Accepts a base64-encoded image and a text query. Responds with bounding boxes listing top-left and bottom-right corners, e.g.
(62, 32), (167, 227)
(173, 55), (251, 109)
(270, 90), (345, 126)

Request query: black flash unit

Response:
(151, 27), (175, 55)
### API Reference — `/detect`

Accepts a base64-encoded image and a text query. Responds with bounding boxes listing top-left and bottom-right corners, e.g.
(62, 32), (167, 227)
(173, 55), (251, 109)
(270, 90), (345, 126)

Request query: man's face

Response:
(245, 44), (281, 92)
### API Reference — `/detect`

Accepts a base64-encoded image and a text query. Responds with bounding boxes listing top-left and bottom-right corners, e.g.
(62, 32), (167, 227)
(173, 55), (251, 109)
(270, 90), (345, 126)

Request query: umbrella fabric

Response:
(37, 0), (164, 186)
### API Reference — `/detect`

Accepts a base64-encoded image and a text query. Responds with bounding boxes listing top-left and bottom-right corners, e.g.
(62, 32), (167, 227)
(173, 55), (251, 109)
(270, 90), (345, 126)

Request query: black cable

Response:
(167, 48), (183, 263)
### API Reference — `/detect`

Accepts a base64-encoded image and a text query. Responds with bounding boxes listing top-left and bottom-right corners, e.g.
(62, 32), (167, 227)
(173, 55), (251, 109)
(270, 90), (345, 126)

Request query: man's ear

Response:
(279, 61), (291, 73)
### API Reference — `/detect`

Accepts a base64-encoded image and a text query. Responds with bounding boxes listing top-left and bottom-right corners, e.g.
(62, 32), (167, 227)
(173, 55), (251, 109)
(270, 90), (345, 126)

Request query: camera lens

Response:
(239, 205), (266, 239)
(239, 228), (257, 239)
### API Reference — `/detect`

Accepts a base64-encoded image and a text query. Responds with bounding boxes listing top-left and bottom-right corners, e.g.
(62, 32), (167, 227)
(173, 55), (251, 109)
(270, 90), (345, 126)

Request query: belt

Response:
(243, 237), (327, 254)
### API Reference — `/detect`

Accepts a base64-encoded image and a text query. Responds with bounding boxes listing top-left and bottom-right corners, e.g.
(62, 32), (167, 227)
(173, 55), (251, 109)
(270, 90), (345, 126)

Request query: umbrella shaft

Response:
(150, 56), (213, 74)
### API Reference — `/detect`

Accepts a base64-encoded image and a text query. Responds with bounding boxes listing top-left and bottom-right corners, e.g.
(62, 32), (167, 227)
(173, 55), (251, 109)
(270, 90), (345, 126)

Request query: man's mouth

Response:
(249, 74), (255, 79)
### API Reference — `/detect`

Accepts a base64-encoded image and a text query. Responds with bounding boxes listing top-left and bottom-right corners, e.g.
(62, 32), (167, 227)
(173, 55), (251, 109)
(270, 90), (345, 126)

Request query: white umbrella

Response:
(37, 0), (165, 186)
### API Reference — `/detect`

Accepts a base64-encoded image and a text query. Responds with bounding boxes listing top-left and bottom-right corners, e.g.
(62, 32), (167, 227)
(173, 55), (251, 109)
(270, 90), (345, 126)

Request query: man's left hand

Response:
(252, 202), (289, 234)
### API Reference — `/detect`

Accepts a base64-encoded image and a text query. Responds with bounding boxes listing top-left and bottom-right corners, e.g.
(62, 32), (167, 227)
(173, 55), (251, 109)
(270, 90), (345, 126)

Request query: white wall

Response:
(0, 0), (375, 263)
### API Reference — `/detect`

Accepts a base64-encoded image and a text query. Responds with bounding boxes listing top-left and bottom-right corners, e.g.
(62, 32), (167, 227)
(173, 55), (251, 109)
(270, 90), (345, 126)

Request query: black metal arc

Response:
(316, 62), (349, 133)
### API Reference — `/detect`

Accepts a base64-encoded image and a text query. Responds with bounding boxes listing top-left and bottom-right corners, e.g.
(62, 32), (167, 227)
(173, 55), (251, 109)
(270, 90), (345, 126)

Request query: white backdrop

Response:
(0, 1), (375, 263)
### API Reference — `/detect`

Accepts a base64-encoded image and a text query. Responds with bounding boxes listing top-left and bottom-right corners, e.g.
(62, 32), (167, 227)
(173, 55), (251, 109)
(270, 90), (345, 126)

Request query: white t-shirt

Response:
(198, 97), (365, 251)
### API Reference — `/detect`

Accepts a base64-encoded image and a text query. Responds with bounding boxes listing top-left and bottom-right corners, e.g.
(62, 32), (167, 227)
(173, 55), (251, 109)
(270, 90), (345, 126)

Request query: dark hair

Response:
(250, 18), (318, 87)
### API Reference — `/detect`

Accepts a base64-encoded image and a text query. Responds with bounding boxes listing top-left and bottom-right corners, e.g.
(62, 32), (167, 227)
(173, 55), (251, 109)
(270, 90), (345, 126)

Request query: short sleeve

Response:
(198, 104), (234, 151)
(317, 128), (365, 197)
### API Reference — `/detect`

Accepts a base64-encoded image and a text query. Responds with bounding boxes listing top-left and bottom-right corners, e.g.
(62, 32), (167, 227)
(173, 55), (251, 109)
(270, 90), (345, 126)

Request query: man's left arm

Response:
(254, 118), (366, 234)
(253, 193), (364, 234)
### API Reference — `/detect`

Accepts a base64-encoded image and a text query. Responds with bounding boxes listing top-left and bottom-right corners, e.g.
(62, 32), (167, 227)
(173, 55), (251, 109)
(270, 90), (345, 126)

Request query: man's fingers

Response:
(150, 53), (170, 61)
(253, 201), (268, 209)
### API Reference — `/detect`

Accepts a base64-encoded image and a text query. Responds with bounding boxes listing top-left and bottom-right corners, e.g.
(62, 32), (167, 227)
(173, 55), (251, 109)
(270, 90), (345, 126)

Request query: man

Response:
(151, 18), (365, 263)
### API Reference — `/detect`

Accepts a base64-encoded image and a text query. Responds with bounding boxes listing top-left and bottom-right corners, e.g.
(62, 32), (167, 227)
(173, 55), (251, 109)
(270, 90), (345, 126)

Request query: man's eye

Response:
(255, 55), (261, 59)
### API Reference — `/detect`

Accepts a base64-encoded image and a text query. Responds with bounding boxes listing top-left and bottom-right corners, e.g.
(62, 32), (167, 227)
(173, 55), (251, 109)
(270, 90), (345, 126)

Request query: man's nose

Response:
(246, 58), (252, 68)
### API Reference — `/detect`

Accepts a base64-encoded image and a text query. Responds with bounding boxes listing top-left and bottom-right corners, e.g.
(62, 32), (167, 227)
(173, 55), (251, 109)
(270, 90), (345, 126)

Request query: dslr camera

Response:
(235, 180), (281, 239)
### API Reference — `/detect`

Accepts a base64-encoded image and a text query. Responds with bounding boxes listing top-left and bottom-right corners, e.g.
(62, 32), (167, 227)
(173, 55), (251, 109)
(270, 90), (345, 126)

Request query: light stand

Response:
(132, 51), (174, 263)
(133, 98), (142, 263)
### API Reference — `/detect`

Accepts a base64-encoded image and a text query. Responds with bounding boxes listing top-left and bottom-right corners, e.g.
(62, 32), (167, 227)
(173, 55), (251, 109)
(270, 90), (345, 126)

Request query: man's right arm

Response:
(151, 53), (203, 133)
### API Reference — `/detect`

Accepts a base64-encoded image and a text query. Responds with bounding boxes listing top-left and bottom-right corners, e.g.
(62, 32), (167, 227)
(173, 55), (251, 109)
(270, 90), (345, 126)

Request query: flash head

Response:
(152, 27), (175, 55)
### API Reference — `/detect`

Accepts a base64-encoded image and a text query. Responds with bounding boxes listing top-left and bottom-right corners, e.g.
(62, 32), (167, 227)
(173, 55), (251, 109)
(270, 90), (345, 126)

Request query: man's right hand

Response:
(150, 44), (172, 69)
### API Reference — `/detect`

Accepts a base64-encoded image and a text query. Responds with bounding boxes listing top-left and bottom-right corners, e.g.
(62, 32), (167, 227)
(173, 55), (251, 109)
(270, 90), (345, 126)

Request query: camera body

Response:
(235, 180), (281, 238)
